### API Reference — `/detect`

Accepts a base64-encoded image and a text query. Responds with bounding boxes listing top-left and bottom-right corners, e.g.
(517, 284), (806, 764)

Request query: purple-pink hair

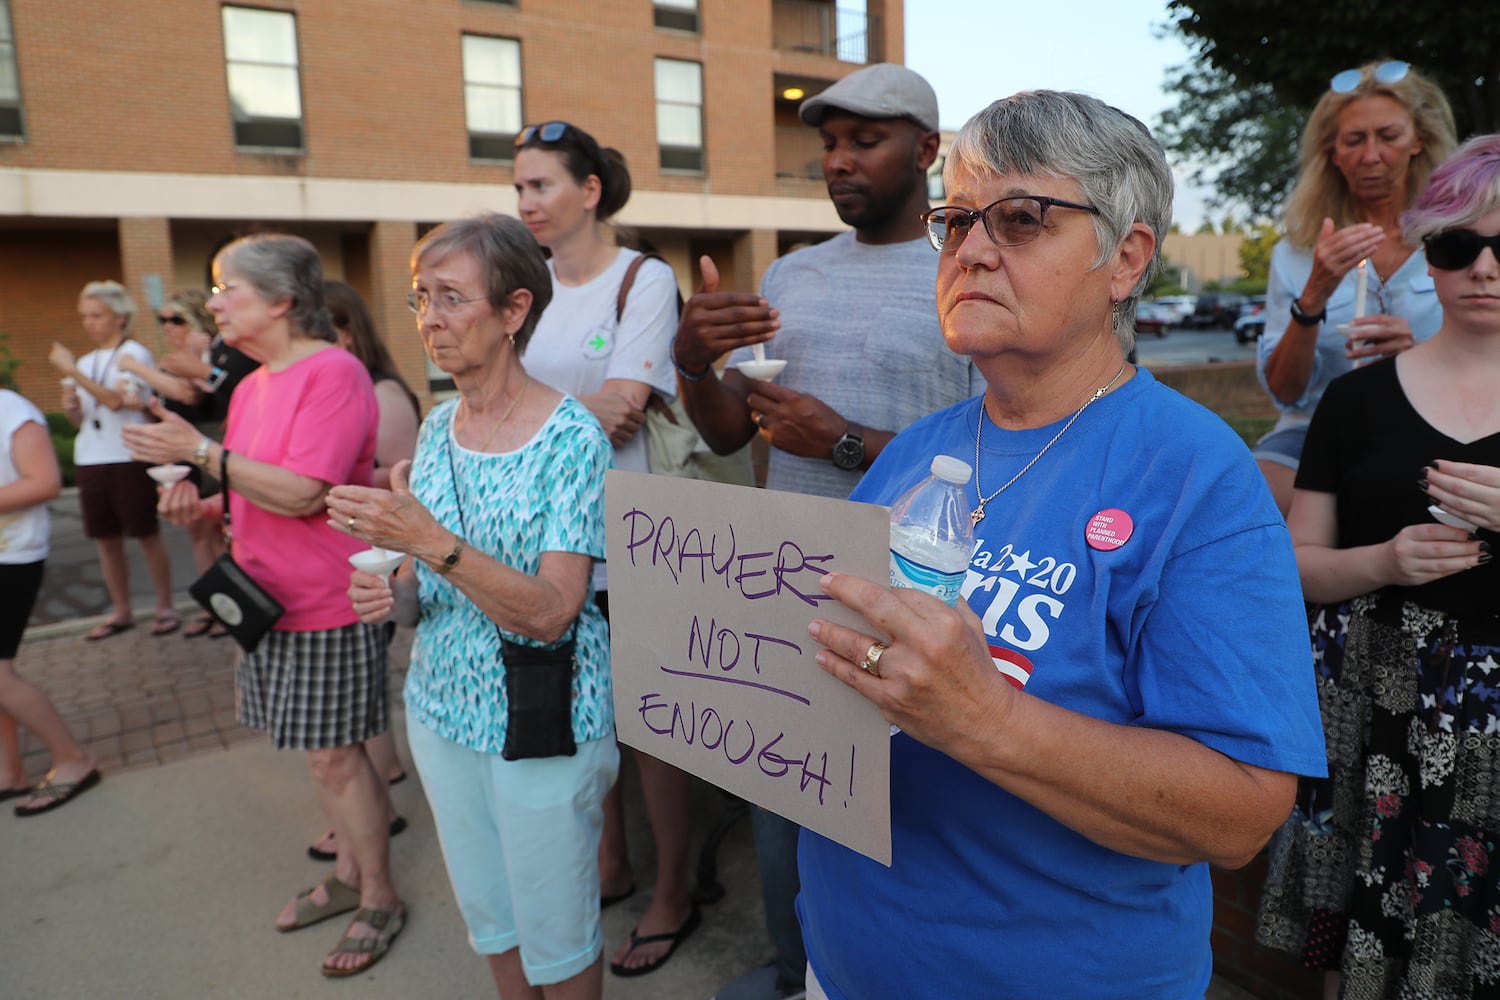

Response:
(1401, 133), (1500, 243)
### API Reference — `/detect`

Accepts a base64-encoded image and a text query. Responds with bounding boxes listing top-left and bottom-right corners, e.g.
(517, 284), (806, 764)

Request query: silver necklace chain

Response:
(971, 363), (1128, 527)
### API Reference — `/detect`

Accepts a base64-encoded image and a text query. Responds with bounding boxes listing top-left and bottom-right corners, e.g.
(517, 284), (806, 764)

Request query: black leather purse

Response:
(188, 449), (284, 653)
(500, 631), (579, 761)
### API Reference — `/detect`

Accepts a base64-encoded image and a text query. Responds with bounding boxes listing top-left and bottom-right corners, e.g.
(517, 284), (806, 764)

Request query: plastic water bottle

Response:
(888, 455), (974, 607)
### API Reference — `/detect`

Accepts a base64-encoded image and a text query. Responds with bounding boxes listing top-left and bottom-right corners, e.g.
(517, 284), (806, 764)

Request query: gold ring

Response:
(347, 517), (356, 530)
(858, 640), (888, 677)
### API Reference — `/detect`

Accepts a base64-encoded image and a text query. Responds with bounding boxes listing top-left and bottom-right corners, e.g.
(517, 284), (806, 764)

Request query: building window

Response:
(655, 58), (704, 172)
(222, 6), (304, 150)
(0, 0), (22, 139)
(462, 35), (522, 161)
(654, 0), (699, 32)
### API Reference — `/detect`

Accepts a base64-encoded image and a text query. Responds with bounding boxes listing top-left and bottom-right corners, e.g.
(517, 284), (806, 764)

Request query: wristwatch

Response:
(193, 437), (212, 468)
(434, 535), (466, 576)
(831, 423), (865, 471)
(1289, 297), (1326, 326)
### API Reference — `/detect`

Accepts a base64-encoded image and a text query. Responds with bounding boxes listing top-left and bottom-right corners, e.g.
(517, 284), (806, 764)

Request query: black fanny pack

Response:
(189, 448), (284, 652)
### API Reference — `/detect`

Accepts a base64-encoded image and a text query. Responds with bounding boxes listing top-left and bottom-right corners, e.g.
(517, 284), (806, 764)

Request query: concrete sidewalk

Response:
(4, 620), (767, 999)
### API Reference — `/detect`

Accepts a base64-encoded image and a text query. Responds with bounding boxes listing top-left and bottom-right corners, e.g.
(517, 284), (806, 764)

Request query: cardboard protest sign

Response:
(605, 470), (892, 866)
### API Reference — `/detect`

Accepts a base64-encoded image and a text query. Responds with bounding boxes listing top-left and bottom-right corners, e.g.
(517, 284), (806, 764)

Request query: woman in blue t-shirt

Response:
(795, 91), (1327, 1000)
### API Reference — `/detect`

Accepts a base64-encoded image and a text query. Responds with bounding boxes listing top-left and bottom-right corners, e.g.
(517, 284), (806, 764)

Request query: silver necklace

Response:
(971, 362), (1128, 527)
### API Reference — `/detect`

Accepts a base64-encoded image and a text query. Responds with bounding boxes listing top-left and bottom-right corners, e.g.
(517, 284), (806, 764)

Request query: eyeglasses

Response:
(407, 289), (487, 315)
(157, 314), (188, 326)
(1330, 60), (1409, 94)
(515, 121), (574, 147)
(1423, 229), (1500, 270)
(922, 196), (1101, 253)
(209, 281), (242, 297)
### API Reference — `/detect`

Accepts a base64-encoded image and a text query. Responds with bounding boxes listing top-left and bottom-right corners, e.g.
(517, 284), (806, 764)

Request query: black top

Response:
(164, 337), (259, 427)
(1297, 357), (1499, 620)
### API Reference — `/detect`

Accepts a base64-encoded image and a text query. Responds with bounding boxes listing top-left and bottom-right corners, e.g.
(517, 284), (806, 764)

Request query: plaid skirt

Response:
(236, 621), (389, 750)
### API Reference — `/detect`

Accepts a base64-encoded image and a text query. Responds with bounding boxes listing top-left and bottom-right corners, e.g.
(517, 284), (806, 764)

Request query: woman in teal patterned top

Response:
(328, 213), (616, 999)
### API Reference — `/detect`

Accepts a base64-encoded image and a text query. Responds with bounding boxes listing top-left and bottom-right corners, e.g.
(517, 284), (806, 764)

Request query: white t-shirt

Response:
(0, 389), (51, 563)
(72, 338), (157, 466)
(525, 248), (679, 475)
(524, 248), (679, 594)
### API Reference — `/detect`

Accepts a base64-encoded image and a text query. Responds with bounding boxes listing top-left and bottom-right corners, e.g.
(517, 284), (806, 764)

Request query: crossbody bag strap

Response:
(617, 252), (685, 425)
(219, 446), (234, 545)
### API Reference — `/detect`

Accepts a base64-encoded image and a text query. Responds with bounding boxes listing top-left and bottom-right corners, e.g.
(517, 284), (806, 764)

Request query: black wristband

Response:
(672, 343), (710, 383)
(1289, 297), (1326, 326)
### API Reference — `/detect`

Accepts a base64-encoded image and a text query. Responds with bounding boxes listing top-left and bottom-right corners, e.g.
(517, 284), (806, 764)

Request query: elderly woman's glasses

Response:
(209, 282), (242, 297)
(157, 314), (188, 326)
(1330, 60), (1409, 93)
(1424, 230), (1500, 270)
(515, 121), (574, 147)
(407, 289), (487, 315)
(922, 196), (1100, 253)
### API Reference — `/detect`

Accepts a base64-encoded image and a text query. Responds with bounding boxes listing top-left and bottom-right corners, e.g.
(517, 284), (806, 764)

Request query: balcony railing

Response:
(772, 0), (878, 63)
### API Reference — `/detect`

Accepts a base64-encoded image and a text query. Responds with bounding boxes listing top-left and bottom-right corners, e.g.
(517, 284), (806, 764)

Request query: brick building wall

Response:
(0, 0), (872, 403)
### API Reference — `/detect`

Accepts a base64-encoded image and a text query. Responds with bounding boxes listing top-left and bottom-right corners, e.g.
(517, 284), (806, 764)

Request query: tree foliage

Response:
(1167, 0), (1500, 137)
(1155, 60), (1305, 225)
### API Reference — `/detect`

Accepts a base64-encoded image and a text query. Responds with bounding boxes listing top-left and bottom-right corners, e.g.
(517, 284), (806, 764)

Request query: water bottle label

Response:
(889, 548), (964, 606)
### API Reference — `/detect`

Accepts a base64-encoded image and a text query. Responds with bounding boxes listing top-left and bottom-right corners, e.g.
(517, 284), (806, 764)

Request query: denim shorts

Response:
(1252, 423), (1307, 471)
(407, 718), (619, 985)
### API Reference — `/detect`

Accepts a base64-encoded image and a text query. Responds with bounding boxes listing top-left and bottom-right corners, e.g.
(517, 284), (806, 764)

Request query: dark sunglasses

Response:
(515, 121), (573, 147)
(922, 195), (1101, 253)
(1424, 230), (1500, 270)
(157, 314), (188, 326)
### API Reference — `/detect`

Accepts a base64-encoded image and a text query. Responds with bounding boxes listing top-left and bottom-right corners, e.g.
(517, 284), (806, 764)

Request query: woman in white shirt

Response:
(513, 121), (697, 978)
(49, 280), (178, 639)
(0, 388), (100, 815)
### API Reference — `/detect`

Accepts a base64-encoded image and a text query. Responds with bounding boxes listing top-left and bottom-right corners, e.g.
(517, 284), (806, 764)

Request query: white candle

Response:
(753, 341), (767, 363)
(1353, 259), (1368, 318)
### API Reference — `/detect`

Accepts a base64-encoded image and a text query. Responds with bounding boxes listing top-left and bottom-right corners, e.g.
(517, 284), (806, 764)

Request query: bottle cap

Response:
(930, 455), (973, 485)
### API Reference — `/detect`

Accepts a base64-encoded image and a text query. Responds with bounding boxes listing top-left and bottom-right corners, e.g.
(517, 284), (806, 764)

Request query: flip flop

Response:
(207, 621), (231, 639)
(150, 613), (181, 636)
(601, 882), (637, 909)
(609, 906), (702, 978)
(321, 904), (407, 978)
(14, 769), (101, 817)
(307, 816), (408, 862)
(85, 619), (135, 641)
(276, 874), (362, 933)
(182, 614), (215, 638)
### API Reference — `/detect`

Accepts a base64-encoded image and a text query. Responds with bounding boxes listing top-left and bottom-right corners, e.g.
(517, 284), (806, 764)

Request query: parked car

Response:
(1234, 295), (1268, 343)
(1134, 300), (1173, 338)
(1191, 292), (1246, 329)
(1153, 295), (1197, 327)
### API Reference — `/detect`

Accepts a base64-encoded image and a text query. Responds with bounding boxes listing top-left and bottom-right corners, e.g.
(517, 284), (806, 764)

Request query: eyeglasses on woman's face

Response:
(922, 195), (1101, 253)
(407, 288), (487, 316)
(1424, 229), (1500, 270)
(157, 314), (188, 326)
(1330, 60), (1409, 94)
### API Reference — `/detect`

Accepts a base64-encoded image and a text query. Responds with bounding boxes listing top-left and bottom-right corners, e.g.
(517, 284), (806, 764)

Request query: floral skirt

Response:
(1257, 594), (1500, 999)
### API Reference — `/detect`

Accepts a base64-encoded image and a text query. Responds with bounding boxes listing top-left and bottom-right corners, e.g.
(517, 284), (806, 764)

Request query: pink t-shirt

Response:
(222, 347), (377, 631)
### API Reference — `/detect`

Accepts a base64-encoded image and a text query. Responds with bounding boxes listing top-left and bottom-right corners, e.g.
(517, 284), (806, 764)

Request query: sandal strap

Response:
(327, 907), (406, 955)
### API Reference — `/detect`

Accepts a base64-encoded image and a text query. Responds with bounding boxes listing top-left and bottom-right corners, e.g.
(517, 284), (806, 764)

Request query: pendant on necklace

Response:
(970, 506), (985, 527)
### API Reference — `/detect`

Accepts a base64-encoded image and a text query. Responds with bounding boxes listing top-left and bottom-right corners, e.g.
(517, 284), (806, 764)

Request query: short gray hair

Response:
(79, 280), (137, 330)
(411, 213), (553, 354)
(215, 234), (336, 342)
(945, 91), (1173, 353)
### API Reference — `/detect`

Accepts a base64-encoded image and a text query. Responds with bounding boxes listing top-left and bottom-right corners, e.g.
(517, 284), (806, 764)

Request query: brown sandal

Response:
(321, 905), (406, 978)
(276, 874), (361, 933)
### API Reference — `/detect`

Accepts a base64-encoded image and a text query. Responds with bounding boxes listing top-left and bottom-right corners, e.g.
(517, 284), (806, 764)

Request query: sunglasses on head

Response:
(1423, 229), (1500, 270)
(1330, 60), (1409, 94)
(157, 314), (188, 326)
(515, 121), (574, 147)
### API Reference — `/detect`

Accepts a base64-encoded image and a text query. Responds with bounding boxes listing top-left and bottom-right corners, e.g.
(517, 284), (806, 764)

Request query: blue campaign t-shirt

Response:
(797, 367), (1326, 999)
